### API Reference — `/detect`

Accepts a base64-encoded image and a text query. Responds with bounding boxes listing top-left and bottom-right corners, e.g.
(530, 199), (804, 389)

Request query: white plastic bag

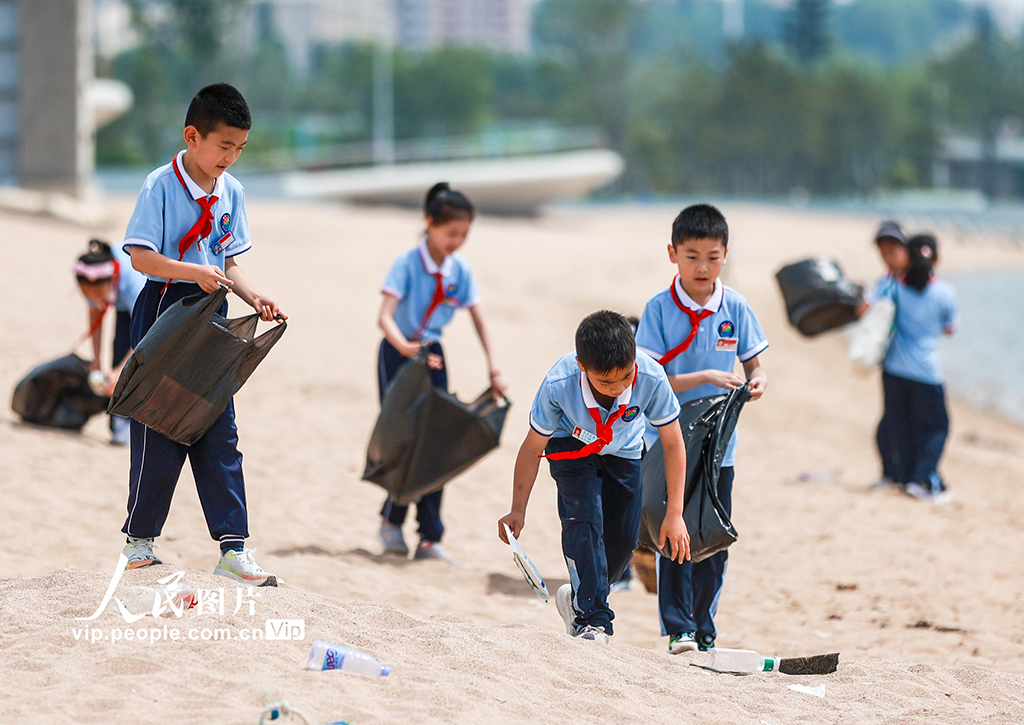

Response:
(845, 297), (895, 371)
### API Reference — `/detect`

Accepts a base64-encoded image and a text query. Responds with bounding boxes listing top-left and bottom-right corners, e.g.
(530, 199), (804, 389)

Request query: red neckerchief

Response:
(412, 247), (447, 341)
(75, 260), (121, 350)
(161, 156), (218, 294)
(657, 275), (714, 366)
(543, 365), (639, 461)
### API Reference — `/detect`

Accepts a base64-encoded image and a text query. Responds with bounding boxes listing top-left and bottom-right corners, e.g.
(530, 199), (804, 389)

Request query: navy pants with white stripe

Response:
(377, 338), (447, 543)
(121, 281), (248, 550)
(546, 437), (644, 636)
(657, 466), (735, 641)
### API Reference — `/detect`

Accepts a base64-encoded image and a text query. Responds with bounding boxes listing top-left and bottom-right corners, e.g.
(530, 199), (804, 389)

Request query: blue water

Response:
(942, 270), (1024, 425)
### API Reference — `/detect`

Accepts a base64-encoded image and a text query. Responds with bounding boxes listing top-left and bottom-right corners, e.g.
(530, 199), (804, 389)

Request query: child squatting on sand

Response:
(499, 311), (690, 644)
(119, 83), (286, 585)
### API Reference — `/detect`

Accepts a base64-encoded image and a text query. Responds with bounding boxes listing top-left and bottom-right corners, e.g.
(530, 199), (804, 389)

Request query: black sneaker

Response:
(697, 634), (716, 651)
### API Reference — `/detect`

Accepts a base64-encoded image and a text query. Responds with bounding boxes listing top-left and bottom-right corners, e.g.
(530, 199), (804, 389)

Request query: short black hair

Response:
(671, 203), (729, 248)
(575, 311), (636, 374)
(425, 181), (475, 224)
(185, 83), (251, 136)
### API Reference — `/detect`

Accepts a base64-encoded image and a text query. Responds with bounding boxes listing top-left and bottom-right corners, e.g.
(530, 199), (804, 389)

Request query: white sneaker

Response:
(905, 482), (951, 506)
(123, 538), (162, 569)
(869, 477), (902, 491)
(378, 522), (409, 556)
(214, 548), (278, 587)
(413, 541), (460, 565)
(555, 583), (577, 635)
(575, 625), (610, 644)
(668, 632), (698, 654)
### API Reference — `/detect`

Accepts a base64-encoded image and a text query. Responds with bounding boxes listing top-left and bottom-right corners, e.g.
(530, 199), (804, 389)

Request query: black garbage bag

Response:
(107, 287), (286, 446)
(776, 257), (864, 337)
(11, 354), (108, 430)
(363, 356), (510, 506)
(639, 385), (750, 564)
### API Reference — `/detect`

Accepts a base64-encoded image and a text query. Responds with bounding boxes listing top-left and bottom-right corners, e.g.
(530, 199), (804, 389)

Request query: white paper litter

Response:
(788, 683), (826, 698)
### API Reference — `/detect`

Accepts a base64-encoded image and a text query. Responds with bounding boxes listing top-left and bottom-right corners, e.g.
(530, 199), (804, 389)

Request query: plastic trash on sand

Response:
(788, 683), (826, 698)
(108, 287), (286, 446)
(11, 354), (109, 430)
(640, 385), (749, 563)
(776, 258), (864, 337)
(504, 523), (549, 602)
(362, 355), (510, 506)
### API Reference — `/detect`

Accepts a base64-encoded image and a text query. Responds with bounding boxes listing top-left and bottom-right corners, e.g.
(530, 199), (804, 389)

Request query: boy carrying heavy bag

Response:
(640, 385), (749, 563)
(108, 286), (286, 446)
(363, 353), (510, 506)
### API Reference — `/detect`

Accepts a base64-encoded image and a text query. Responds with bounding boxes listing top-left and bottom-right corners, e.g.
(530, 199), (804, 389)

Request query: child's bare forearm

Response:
(224, 259), (259, 307)
(661, 435), (686, 517)
(130, 247), (200, 283)
(511, 446), (541, 514)
(669, 371), (707, 393)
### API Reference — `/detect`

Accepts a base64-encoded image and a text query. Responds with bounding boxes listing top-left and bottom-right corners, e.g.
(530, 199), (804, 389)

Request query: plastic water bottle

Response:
(115, 583), (196, 616)
(706, 648), (780, 673)
(306, 640), (391, 677)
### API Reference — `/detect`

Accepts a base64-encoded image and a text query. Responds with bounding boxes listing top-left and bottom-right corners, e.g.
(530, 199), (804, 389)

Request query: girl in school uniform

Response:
(376, 182), (507, 561)
(877, 234), (958, 504)
(73, 239), (145, 445)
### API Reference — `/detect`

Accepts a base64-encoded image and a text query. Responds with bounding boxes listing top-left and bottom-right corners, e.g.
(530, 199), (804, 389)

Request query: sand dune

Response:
(2, 198), (1023, 723)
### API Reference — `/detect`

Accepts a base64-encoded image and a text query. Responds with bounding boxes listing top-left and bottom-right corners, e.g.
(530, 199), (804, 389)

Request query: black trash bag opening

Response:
(775, 257), (864, 337)
(11, 353), (108, 430)
(362, 355), (510, 506)
(640, 385), (749, 564)
(108, 287), (286, 446)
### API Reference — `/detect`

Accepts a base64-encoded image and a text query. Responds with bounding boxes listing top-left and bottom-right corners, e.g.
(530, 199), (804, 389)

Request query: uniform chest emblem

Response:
(718, 320), (735, 337)
(220, 213), (231, 233)
(622, 406), (640, 423)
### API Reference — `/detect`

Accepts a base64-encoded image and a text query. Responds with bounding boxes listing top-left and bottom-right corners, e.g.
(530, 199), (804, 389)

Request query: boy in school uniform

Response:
(120, 83), (285, 585)
(498, 311), (690, 644)
(635, 204), (768, 654)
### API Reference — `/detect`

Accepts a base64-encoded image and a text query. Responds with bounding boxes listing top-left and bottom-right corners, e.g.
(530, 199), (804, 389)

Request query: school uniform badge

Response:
(212, 232), (233, 256)
(718, 320), (735, 337)
(622, 406), (640, 423)
(220, 213), (231, 233)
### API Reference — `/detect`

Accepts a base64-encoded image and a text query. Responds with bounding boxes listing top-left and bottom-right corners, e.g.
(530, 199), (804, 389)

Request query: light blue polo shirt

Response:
(883, 279), (958, 386)
(381, 239), (480, 343)
(636, 277), (768, 467)
(123, 150), (252, 282)
(529, 349), (681, 460)
(111, 242), (144, 313)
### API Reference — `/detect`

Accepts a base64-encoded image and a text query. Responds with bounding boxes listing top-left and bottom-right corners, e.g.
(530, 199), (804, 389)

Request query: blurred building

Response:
(935, 135), (1024, 200)
(93, 0), (533, 77)
(396, 0), (531, 53)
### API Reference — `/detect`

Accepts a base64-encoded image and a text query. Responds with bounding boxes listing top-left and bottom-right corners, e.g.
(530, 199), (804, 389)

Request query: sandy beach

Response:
(1, 197), (1023, 723)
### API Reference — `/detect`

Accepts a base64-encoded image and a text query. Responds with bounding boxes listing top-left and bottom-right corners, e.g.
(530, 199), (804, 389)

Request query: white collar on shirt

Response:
(674, 276), (724, 313)
(174, 150), (225, 200)
(418, 238), (454, 277)
(578, 367), (634, 410)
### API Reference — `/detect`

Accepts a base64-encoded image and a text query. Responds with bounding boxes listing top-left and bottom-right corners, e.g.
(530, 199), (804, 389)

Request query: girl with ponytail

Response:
(74, 238), (146, 444)
(877, 233), (959, 504)
(375, 182), (507, 562)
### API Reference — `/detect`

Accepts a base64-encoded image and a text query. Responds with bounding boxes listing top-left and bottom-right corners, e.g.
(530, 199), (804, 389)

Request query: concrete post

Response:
(18, 0), (93, 195)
